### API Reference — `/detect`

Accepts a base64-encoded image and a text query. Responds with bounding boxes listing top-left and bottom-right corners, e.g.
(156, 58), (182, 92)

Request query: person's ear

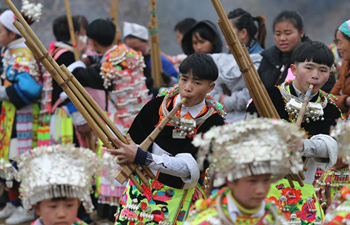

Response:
(207, 82), (215, 93)
(9, 31), (17, 42)
(33, 204), (41, 216)
(290, 63), (297, 76)
(300, 28), (305, 38)
(241, 28), (248, 39)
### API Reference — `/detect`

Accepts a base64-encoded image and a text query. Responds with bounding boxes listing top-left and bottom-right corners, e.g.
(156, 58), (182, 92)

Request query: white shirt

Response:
(175, 94), (205, 118)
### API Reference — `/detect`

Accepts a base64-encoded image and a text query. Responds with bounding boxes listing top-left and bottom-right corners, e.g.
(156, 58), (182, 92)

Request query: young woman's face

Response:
(274, 21), (304, 53)
(192, 32), (214, 54)
(228, 174), (271, 209)
(336, 30), (350, 60)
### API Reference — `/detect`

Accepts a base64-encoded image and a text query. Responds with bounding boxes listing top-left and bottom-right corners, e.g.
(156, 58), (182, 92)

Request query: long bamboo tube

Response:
(24, 30), (146, 192)
(64, 0), (79, 61)
(4, 0), (146, 184)
(139, 97), (187, 180)
(211, 0), (304, 187)
(115, 97), (188, 180)
(296, 84), (314, 126)
(149, 0), (163, 87)
(110, 0), (122, 44)
(8, 1), (148, 192)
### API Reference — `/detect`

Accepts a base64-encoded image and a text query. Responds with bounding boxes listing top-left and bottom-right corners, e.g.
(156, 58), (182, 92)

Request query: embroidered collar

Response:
(174, 94), (205, 118)
(279, 81), (327, 123)
(54, 42), (73, 52)
(101, 45), (117, 63)
(7, 38), (27, 50)
(158, 84), (226, 119)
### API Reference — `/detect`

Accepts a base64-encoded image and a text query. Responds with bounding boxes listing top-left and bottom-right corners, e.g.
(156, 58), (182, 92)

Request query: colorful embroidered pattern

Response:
(114, 176), (196, 225)
(323, 185), (350, 224)
(267, 179), (323, 224)
(315, 166), (349, 208)
(187, 187), (280, 225)
(158, 84), (226, 119)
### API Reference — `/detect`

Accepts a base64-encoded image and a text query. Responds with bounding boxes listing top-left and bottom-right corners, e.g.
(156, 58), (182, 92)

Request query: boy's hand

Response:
(106, 134), (138, 164)
(288, 139), (304, 152)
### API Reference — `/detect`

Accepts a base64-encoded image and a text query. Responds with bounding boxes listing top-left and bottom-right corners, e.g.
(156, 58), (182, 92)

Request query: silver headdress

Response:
(193, 117), (305, 186)
(11, 145), (115, 213)
(331, 119), (350, 164)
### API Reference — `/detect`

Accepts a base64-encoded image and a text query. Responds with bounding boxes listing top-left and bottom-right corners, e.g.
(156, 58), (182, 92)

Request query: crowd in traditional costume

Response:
(1, 0), (350, 224)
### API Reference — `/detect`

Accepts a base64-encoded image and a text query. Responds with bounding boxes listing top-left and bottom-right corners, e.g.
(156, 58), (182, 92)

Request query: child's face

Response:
(33, 198), (80, 225)
(228, 174), (271, 209)
(178, 73), (215, 107)
(291, 61), (330, 95)
(192, 32), (214, 54)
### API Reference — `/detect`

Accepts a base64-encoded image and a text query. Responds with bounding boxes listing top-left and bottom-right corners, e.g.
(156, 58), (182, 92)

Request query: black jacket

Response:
(258, 38), (335, 93)
(128, 96), (225, 188)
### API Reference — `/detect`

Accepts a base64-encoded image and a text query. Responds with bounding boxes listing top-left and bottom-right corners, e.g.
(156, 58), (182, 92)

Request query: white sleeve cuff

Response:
(304, 134), (338, 171)
(67, 60), (86, 72)
(71, 111), (87, 126)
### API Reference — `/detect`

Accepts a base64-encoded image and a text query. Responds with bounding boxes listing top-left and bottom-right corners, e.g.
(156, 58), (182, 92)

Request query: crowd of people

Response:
(0, 1), (350, 225)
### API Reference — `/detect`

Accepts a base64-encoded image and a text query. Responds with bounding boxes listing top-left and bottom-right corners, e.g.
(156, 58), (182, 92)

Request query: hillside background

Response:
(0, 0), (349, 55)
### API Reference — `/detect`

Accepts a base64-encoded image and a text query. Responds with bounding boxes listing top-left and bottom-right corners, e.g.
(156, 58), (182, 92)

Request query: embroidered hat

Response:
(331, 119), (350, 164)
(123, 21), (149, 41)
(12, 144), (115, 212)
(339, 20), (350, 38)
(0, 1), (42, 35)
(193, 117), (305, 186)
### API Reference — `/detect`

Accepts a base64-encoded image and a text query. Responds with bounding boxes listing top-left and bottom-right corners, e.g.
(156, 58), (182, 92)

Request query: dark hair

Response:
(73, 15), (88, 31)
(4, 26), (21, 39)
(179, 52), (218, 81)
(174, 18), (197, 34)
(273, 10), (306, 41)
(86, 19), (115, 47)
(228, 8), (266, 49)
(124, 35), (148, 43)
(192, 24), (218, 53)
(292, 41), (334, 67)
(53, 15), (80, 42)
(0, 8), (8, 15)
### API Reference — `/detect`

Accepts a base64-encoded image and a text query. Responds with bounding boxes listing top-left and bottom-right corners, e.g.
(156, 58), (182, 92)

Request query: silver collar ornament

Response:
(280, 82), (326, 123)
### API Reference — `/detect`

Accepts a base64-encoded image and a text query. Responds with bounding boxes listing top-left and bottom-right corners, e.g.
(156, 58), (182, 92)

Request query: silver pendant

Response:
(172, 129), (186, 139)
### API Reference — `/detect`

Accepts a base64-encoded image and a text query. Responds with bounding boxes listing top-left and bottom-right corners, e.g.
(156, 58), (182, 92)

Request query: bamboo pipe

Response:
(139, 97), (187, 180)
(7, 0), (154, 192)
(211, 0), (304, 187)
(241, 46), (280, 118)
(295, 84), (314, 176)
(62, 63), (155, 183)
(14, 20), (146, 193)
(61, 65), (151, 186)
(149, 0), (163, 87)
(217, 20), (264, 117)
(110, 0), (122, 44)
(64, 0), (79, 61)
(296, 84), (314, 126)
